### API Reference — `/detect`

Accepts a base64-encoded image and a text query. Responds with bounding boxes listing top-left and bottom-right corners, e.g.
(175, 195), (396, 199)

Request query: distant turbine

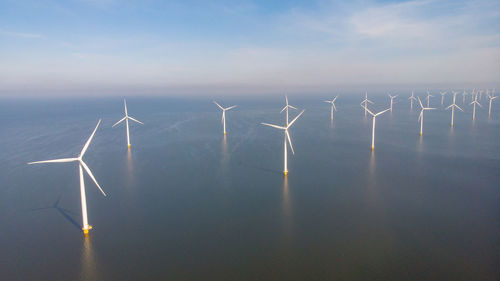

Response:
(470, 94), (482, 120)
(388, 94), (398, 112)
(281, 96), (298, 126)
(488, 94), (497, 117)
(440, 91), (447, 106)
(471, 89), (476, 102)
(28, 120), (106, 235)
(409, 91), (417, 111)
(417, 97), (436, 136)
(213, 101), (237, 135)
(445, 92), (463, 127)
(360, 92), (374, 116)
(262, 110), (305, 176)
(324, 96), (338, 120)
(112, 99), (144, 148)
(362, 105), (390, 150)
(462, 90), (467, 104)
(426, 90), (433, 107)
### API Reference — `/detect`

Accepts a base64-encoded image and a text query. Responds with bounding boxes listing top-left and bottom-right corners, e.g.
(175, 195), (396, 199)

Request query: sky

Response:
(1, 0), (499, 96)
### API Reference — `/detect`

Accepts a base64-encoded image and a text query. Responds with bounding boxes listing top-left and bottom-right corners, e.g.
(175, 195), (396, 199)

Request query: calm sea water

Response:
(1, 94), (499, 280)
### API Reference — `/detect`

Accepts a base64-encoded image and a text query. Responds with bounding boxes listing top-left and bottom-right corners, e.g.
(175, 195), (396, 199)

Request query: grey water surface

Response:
(1, 94), (499, 280)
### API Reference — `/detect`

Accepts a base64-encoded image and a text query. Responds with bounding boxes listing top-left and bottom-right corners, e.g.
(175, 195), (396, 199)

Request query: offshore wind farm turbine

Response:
(28, 120), (106, 235)
(418, 97), (436, 136)
(445, 92), (463, 127)
(360, 92), (374, 116)
(324, 96), (338, 120)
(213, 101), (237, 135)
(261, 110), (305, 176)
(426, 90), (434, 107)
(462, 90), (467, 104)
(488, 93), (497, 117)
(409, 91), (417, 111)
(440, 91), (447, 106)
(281, 96), (298, 125)
(388, 94), (398, 112)
(470, 94), (482, 120)
(113, 99), (144, 148)
(362, 105), (390, 150)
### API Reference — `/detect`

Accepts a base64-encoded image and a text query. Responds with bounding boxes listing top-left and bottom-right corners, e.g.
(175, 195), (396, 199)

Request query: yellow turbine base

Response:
(283, 171), (288, 176)
(83, 225), (93, 234)
(224, 132), (226, 135)
(128, 144), (131, 149)
(420, 133), (422, 136)
(371, 146), (374, 150)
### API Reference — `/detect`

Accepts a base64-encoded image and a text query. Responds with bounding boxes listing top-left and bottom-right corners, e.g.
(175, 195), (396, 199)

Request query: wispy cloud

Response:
(0, 29), (43, 39)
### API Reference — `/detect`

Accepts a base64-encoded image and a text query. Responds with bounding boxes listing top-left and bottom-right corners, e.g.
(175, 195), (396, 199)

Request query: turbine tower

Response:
(261, 110), (305, 176)
(388, 94), (398, 112)
(462, 90), (467, 104)
(440, 91), (447, 106)
(361, 105), (390, 150)
(409, 91), (417, 111)
(213, 101), (237, 135)
(28, 120), (107, 235)
(113, 99), (144, 148)
(281, 96), (297, 126)
(417, 97), (436, 136)
(488, 91), (497, 117)
(324, 96), (338, 120)
(425, 90), (433, 107)
(360, 92), (374, 116)
(470, 94), (482, 120)
(445, 92), (463, 127)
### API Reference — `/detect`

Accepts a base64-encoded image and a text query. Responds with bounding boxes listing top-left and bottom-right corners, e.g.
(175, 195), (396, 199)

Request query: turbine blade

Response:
(124, 99), (128, 116)
(456, 105), (464, 111)
(225, 105), (237, 111)
(80, 161), (106, 197)
(80, 119), (101, 157)
(333, 96), (338, 102)
(286, 130), (295, 155)
(112, 116), (126, 127)
(28, 158), (78, 165)
(332, 103), (337, 111)
(261, 122), (286, 130)
(418, 97), (424, 108)
(445, 104), (452, 110)
(362, 105), (375, 116)
(288, 109), (305, 127)
(213, 101), (224, 110)
(128, 116), (144, 124)
(289, 105), (298, 110)
(367, 99), (374, 104)
(280, 106), (287, 113)
(375, 108), (390, 116)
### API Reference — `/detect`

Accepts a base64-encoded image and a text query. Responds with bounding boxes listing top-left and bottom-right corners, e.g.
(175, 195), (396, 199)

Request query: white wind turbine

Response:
(440, 91), (447, 106)
(409, 91), (417, 111)
(360, 92), (374, 116)
(362, 105), (390, 150)
(281, 96), (297, 126)
(417, 97), (436, 136)
(324, 96), (338, 120)
(213, 101), (237, 135)
(113, 99), (144, 148)
(462, 90), (467, 104)
(28, 120), (106, 235)
(426, 90), (433, 107)
(470, 94), (482, 120)
(488, 90), (497, 117)
(261, 110), (305, 176)
(445, 92), (463, 127)
(388, 94), (398, 112)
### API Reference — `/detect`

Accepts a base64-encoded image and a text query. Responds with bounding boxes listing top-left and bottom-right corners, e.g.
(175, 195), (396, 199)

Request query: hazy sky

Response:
(1, 0), (499, 96)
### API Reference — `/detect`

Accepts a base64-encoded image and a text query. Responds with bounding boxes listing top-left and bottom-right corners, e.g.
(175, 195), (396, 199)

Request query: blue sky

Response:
(1, 0), (499, 96)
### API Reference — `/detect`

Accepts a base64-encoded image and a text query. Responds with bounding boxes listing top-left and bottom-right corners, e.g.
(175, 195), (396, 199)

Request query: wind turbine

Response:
(281, 96), (297, 126)
(488, 93), (497, 117)
(470, 94), (482, 120)
(462, 90), (467, 104)
(28, 120), (106, 235)
(362, 105), (390, 150)
(360, 92), (374, 116)
(112, 99), (144, 148)
(409, 91), (417, 111)
(417, 97), (436, 136)
(445, 92), (463, 127)
(324, 96), (338, 120)
(261, 110), (305, 176)
(426, 90), (433, 107)
(388, 94), (398, 112)
(213, 101), (237, 135)
(440, 91), (447, 106)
